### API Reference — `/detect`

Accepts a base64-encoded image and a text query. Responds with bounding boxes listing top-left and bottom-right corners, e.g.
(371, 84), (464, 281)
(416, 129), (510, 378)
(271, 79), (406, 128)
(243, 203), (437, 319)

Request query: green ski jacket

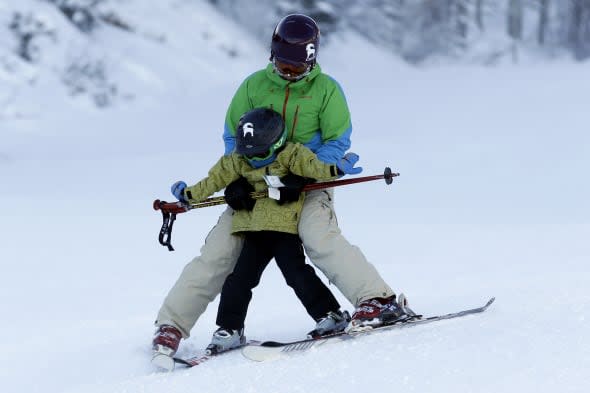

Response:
(223, 63), (353, 164)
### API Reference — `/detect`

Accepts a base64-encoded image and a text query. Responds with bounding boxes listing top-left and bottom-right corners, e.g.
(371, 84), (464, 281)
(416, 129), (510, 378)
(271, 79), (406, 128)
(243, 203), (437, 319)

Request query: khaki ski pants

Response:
(156, 189), (394, 338)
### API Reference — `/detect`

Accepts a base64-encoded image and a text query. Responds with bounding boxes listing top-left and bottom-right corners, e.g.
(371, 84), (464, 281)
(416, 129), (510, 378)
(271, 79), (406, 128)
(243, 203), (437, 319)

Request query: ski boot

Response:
(346, 293), (414, 333)
(205, 327), (246, 355)
(151, 324), (182, 371)
(307, 310), (351, 338)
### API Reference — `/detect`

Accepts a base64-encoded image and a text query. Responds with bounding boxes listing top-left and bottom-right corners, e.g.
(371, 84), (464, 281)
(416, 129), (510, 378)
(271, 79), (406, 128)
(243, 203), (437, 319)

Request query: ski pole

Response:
(303, 166), (397, 191)
(154, 167), (398, 213)
(153, 167), (398, 250)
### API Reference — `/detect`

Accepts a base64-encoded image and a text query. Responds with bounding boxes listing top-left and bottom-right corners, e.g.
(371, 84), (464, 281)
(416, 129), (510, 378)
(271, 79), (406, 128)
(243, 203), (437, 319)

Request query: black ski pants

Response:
(216, 231), (341, 330)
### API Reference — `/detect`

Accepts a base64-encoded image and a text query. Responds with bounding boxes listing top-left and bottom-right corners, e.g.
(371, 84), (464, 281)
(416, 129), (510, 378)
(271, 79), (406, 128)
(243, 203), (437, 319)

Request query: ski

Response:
(175, 340), (260, 368)
(241, 297), (495, 362)
(153, 340), (260, 371)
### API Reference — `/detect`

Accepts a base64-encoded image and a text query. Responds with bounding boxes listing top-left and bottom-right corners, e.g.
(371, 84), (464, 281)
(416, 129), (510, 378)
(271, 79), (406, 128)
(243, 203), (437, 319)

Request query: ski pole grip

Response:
(153, 199), (189, 214)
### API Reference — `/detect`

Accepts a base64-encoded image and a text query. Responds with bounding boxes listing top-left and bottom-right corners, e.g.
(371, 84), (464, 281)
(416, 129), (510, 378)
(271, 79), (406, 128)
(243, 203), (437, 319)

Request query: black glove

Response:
(277, 174), (313, 205)
(224, 177), (256, 211)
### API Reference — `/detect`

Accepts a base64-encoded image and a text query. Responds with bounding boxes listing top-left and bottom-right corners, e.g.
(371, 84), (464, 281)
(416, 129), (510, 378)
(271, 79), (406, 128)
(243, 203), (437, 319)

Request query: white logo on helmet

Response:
(305, 43), (316, 61)
(242, 122), (254, 138)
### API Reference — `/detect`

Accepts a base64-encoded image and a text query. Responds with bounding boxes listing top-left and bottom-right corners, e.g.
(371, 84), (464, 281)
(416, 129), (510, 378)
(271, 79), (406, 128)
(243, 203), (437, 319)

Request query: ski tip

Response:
(484, 297), (496, 308)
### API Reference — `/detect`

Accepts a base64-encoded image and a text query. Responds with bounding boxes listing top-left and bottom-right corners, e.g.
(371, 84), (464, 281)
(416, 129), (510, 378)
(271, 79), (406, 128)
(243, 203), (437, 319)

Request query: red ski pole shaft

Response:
(188, 167), (397, 207)
(153, 167), (398, 213)
(303, 167), (398, 192)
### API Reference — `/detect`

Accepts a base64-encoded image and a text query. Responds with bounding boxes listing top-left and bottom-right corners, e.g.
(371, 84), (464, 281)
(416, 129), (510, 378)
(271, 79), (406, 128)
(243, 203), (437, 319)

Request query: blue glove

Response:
(170, 181), (187, 202)
(336, 152), (363, 175)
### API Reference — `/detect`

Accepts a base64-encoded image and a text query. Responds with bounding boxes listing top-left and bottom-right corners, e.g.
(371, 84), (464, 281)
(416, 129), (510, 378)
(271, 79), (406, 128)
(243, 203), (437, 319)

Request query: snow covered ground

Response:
(1, 2), (589, 393)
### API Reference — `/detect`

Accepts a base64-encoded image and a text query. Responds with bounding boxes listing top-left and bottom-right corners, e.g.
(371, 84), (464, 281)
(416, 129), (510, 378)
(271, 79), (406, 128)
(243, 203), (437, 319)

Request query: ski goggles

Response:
(273, 58), (311, 81)
(244, 131), (288, 162)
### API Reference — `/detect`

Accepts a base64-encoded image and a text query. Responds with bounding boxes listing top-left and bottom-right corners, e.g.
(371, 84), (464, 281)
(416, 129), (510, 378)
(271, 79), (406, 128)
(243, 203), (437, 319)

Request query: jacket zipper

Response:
(282, 86), (290, 119)
(291, 105), (300, 140)
(282, 86), (299, 140)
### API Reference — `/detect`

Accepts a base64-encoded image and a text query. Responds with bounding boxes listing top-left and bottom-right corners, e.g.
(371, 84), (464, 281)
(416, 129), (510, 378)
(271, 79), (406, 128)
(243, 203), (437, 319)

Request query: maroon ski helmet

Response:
(270, 14), (320, 77)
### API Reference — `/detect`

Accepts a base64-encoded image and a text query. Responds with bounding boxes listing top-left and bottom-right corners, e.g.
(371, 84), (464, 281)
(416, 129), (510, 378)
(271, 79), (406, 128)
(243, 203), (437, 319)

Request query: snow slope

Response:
(1, 2), (589, 393)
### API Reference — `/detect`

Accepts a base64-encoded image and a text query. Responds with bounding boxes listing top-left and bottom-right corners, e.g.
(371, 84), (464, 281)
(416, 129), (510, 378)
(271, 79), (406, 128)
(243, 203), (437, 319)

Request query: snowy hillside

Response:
(1, 2), (589, 393)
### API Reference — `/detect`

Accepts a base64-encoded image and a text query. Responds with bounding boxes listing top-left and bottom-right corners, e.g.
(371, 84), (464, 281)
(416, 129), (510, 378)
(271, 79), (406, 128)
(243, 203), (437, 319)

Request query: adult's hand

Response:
(337, 152), (363, 175)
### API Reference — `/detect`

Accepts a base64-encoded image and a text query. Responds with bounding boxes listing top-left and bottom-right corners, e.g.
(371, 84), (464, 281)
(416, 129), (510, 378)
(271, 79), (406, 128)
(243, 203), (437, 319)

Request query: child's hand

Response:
(224, 177), (255, 211)
(278, 174), (310, 205)
(171, 181), (188, 202)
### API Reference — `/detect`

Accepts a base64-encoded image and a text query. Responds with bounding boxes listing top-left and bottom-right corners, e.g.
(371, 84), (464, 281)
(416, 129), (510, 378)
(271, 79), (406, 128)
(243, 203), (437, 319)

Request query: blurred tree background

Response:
(208, 0), (590, 63)
(2, 0), (588, 110)
(6, 0), (590, 65)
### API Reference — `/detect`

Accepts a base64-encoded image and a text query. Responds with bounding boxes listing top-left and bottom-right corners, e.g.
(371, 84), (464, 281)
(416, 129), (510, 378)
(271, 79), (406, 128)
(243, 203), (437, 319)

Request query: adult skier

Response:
(152, 14), (407, 361)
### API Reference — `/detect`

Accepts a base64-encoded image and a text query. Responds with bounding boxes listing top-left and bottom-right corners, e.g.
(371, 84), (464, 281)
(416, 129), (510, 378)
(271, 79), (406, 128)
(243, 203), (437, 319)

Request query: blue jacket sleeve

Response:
(223, 123), (236, 155)
(314, 127), (352, 164)
(314, 75), (353, 164)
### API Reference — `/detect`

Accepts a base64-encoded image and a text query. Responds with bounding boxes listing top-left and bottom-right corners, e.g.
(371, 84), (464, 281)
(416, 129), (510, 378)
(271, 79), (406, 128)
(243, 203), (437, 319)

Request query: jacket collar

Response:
(265, 63), (322, 89)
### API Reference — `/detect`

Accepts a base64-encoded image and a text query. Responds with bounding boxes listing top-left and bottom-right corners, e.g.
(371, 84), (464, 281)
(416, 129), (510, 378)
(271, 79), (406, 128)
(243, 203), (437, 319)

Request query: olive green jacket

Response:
(183, 142), (339, 234)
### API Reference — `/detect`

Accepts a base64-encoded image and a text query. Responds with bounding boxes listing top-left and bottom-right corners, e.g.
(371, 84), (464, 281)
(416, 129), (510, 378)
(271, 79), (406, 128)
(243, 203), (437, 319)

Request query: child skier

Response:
(167, 108), (352, 355)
